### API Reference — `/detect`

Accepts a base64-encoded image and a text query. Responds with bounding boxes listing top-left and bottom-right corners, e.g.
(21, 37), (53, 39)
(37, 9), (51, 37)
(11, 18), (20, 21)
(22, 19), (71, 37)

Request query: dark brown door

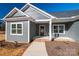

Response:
(39, 25), (45, 36)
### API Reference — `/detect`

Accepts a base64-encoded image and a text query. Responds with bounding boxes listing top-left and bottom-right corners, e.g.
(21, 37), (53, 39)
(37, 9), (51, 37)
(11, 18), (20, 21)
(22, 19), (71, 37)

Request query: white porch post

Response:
(49, 19), (52, 40)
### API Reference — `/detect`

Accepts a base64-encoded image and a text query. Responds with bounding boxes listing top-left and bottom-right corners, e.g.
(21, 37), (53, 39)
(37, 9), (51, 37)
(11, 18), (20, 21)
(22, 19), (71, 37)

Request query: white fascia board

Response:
(3, 7), (16, 20)
(56, 15), (79, 19)
(20, 4), (28, 10)
(56, 17), (72, 19)
(71, 15), (79, 18)
(35, 19), (51, 22)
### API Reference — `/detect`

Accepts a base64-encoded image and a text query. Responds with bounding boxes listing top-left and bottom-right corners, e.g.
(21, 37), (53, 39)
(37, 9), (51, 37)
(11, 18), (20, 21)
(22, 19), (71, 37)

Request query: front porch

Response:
(34, 20), (52, 41)
(32, 19), (65, 41)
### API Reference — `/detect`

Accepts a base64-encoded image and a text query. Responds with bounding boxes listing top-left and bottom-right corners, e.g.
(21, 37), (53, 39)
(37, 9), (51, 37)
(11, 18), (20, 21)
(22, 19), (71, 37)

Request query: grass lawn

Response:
(0, 33), (29, 56)
(45, 41), (79, 56)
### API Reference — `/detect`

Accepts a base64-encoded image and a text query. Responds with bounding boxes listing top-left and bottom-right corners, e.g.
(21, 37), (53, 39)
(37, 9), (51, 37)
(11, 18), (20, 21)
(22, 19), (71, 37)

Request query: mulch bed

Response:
(0, 41), (29, 56)
(45, 41), (79, 56)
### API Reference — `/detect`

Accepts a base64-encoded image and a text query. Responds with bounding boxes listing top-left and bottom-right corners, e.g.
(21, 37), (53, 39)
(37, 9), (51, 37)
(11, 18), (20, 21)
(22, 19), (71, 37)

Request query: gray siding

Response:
(30, 21), (36, 41)
(52, 21), (79, 41)
(6, 21), (29, 42)
(64, 21), (79, 41)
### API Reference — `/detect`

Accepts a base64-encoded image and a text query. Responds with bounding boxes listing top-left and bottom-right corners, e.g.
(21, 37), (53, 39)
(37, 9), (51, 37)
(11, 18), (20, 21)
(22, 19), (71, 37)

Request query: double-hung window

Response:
(53, 24), (65, 34)
(11, 22), (23, 35)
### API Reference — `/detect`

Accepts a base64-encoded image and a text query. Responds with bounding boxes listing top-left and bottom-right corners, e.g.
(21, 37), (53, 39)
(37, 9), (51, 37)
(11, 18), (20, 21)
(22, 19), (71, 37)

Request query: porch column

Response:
(49, 19), (52, 40)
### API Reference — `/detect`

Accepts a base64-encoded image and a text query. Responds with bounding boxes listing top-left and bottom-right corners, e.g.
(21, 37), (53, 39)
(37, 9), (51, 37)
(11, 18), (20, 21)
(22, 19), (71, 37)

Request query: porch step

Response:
(34, 39), (49, 42)
(33, 36), (50, 42)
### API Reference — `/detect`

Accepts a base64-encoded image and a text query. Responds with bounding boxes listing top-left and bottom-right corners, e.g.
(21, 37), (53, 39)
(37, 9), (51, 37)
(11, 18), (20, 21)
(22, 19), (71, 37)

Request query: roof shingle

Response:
(49, 10), (79, 18)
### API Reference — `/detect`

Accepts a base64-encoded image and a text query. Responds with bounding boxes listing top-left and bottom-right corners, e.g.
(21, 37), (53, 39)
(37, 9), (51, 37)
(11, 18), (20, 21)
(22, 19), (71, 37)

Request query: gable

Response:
(24, 6), (49, 19)
(4, 7), (28, 19)
(12, 9), (26, 17)
(21, 4), (55, 20)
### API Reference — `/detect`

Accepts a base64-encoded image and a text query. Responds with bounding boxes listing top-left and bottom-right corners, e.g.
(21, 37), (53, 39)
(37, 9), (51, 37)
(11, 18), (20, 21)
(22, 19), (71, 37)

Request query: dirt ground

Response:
(0, 41), (29, 56)
(0, 34), (5, 41)
(0, 31), (5, 41)
(0, 32), (29, 56)
(45, 41), (79, 56)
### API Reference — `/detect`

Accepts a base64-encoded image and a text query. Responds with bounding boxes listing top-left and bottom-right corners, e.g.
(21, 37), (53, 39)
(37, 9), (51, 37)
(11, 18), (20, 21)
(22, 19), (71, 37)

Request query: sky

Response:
(1, 3), (79, 19)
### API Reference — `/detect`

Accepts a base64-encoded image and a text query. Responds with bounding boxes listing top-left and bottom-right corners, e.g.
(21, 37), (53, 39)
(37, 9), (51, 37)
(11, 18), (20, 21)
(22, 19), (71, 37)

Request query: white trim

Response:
(53, 24), (65, 34)
(56, 17), (73, 19)
(28, 21), (30, 42)
(21, 4), (28, 11)
(5, 21), (7, 41)
(3, 7), (30, 20)
(56, 15), (79, 19)
(10, 22), (23, 35)
(39, 25), (45, 36)
(35, 19), (50, 22)
(3, 7), (17, 20)
(49, 20), (52, 40)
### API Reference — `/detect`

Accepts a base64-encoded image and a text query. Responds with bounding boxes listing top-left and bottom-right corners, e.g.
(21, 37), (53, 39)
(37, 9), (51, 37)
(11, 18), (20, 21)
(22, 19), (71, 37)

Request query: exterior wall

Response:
(36, 23), (49, 36)
(52, 21), (79, 41)
(6, 21), (29, 42)
(30, 21), (36, 41)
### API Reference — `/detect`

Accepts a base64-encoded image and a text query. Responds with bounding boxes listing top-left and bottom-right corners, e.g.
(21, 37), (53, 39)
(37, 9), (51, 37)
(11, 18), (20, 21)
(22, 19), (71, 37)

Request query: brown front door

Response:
(39, 25), (45, 36)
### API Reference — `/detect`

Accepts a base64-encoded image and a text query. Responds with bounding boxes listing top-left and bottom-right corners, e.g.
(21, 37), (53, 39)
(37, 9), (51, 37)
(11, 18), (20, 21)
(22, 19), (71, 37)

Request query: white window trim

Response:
(10, 22), (23, 35)
(53, 24), (65, 34)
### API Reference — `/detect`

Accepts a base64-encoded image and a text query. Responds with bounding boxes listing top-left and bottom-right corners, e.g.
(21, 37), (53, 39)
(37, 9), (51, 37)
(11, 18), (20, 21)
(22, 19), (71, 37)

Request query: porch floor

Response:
(33, 36), (50, 42)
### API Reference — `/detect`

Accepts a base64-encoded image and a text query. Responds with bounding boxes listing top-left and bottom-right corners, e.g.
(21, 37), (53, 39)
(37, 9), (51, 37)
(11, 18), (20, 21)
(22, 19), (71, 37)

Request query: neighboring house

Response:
(4, 3), (79, 43)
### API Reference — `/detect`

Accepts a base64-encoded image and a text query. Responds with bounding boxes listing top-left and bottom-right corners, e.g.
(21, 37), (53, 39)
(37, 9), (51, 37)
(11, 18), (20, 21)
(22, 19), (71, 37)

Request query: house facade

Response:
(4, 4), (79, 43)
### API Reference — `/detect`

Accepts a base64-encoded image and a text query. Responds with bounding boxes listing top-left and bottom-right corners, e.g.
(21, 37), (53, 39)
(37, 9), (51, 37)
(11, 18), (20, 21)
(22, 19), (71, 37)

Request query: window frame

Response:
(53, 24), (65, 34)
(10, 22), (23, 35)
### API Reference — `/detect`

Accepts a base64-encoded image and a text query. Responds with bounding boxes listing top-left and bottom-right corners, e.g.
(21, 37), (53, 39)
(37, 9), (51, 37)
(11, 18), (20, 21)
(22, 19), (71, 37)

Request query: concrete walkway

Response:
(23, 41), (48, 56)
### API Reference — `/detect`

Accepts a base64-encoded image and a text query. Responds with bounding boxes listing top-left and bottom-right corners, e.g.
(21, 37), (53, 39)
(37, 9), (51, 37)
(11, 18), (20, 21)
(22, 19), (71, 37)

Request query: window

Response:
(11, 22), (23, 35)
(53, 24), (65, 34)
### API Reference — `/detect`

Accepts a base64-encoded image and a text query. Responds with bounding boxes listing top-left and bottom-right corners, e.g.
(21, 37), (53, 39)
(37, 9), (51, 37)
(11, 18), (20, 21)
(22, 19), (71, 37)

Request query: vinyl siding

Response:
(6, 21), (29, 42)
(30, 21), (36, 41)
(52, 21), (79, 41)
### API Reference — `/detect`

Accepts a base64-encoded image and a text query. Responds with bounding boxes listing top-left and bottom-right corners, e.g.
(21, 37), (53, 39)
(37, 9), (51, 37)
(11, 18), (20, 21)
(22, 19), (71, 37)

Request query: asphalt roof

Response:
(21, 4), (79, 18)
(49, 10), (79, 18)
